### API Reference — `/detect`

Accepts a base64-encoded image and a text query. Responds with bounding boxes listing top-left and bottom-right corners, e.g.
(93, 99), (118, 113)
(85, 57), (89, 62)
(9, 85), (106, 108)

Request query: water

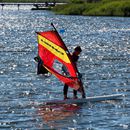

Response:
(0, 6), (130, 130)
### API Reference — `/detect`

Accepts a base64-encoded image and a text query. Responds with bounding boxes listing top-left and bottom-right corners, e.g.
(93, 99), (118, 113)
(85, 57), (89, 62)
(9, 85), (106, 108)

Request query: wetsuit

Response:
(34, 56), (48, 75)
(63, 52), (80, 98)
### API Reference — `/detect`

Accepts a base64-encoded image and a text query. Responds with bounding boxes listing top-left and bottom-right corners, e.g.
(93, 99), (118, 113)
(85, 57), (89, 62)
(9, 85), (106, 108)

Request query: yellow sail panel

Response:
(38, 34), (71, 63)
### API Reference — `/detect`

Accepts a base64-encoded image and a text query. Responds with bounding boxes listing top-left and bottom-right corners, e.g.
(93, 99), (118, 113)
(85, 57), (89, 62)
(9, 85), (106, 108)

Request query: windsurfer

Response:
(63, 46), (86, 99)
(34, 55), (49, 75)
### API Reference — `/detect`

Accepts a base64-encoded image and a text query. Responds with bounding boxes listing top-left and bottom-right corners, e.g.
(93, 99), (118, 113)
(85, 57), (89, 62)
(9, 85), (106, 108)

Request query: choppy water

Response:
(0, 6), (130, 130)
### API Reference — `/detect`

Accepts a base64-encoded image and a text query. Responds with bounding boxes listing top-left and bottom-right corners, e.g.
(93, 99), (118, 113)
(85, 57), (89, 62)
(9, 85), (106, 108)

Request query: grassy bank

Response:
(52, 0), (130, 17)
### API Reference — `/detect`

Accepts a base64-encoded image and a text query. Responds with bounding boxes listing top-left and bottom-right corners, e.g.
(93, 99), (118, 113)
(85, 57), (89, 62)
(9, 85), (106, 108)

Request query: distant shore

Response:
(1, 0), (130, 17)
(1, 0), (68, 3)
(52, 0), (130, 17)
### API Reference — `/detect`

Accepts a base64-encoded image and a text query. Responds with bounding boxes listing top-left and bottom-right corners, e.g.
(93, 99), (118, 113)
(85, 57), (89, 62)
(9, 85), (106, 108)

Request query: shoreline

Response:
(52, 0), (130, 17)
(1, 0), (130, 17)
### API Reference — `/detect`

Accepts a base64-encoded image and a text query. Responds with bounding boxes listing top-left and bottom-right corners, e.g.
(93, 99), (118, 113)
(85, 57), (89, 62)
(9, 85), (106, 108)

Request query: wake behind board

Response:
(46, 94), (124, 105)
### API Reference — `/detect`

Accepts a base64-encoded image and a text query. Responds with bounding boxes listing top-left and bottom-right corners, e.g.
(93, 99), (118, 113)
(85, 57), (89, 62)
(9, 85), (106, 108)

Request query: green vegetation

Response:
(1, 0), (130, 16)
(52, 0), (130, 16)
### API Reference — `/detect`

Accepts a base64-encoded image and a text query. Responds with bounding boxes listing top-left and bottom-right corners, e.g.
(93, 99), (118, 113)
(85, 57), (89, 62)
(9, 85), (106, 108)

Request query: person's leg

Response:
(78, 82), (86, 98)
(73, 90), (78, 99)
(63, 84), (69, 99)
(81, 87), (86, 98)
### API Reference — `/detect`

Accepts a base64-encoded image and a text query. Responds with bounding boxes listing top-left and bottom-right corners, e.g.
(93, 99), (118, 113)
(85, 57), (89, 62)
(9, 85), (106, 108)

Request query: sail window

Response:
(53, 59), (70, 77)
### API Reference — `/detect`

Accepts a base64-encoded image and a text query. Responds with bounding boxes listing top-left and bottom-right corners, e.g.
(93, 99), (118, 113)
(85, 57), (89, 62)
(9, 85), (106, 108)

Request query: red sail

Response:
(37, 30), (81, 90)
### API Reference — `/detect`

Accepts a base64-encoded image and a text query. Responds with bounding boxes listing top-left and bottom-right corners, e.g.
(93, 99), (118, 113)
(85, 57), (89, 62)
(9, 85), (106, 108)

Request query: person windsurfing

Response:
(34, 55), (49, 75)
(36, 23), (86, 100)
(63, 46), (86, 99)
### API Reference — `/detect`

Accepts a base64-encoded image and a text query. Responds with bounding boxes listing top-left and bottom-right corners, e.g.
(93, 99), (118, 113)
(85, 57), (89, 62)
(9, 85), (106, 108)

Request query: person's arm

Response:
(62, 65), (70, 76)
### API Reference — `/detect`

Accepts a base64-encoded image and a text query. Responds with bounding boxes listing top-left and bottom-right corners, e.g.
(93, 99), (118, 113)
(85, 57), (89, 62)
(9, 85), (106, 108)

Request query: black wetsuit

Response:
(63, 53), (79, 98)
(35, 57), (48, 75)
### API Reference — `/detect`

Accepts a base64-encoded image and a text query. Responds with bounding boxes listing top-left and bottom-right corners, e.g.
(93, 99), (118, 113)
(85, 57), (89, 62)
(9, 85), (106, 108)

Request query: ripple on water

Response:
(0, 9), (130, 129)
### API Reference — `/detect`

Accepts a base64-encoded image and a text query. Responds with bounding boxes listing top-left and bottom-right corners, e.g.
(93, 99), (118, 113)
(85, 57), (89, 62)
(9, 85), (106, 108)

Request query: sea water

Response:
(0, 6), (130, 130)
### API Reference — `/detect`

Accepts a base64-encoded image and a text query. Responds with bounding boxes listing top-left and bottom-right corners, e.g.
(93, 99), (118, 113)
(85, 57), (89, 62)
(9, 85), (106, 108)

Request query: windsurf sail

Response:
(36, 24), (81, 90)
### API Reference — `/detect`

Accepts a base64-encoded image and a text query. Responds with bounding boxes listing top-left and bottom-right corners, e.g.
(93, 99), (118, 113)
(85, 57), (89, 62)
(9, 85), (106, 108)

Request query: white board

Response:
(45, 94), (124, 105)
